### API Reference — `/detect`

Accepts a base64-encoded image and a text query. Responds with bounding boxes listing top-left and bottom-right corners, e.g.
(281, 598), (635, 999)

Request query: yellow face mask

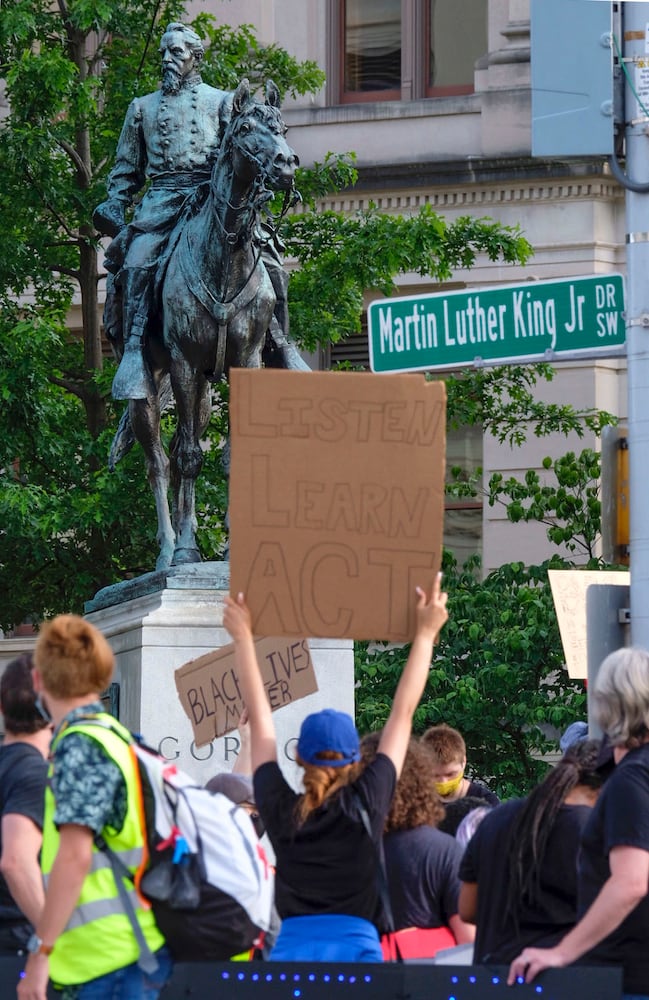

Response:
(434, 772), (465, 798)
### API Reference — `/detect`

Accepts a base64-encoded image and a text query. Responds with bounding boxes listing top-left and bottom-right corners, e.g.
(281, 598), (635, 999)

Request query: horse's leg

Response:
(169, 359), (209, 565)
(229, 274), (275, 369)
(129, 395), (175, 570)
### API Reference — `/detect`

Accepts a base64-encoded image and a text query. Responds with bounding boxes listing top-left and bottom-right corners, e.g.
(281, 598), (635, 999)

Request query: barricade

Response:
(0, 959), (622, 999)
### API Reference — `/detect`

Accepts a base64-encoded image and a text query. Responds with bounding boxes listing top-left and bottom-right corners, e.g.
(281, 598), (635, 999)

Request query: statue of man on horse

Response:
(94, 21), (303, 401)
(93, 23), (304, 570)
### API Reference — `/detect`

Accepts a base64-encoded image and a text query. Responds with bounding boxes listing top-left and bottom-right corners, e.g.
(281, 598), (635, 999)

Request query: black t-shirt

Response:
(578, 743), (649, 994)
(384, 825), (464, 930)
(466, 780), (500, 807)
(459, 798), (592, 964)
(253, 753), (396, 927)
(0, 743), (48, 935)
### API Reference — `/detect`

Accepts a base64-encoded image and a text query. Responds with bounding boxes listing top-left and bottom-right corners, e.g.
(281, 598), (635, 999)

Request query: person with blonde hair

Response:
(421, 723), (499, 806)
(223, 575), (448, 962)
(18, 614), (171, 1000)
(509, 647), (649, 999)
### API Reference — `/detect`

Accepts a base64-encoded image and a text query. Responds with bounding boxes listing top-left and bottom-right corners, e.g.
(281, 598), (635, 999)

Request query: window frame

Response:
(329, 0), (483, 106)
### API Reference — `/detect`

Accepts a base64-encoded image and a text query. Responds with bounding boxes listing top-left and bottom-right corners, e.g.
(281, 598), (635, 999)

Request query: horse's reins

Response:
(185, 116), (297, 381)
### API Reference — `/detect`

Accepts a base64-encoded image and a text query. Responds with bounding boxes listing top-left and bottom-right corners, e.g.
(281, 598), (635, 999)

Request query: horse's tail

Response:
(108, 375), (174, 471)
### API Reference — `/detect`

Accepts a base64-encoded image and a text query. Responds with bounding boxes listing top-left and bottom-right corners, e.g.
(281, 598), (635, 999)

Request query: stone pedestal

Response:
(84, 573), (354, 786)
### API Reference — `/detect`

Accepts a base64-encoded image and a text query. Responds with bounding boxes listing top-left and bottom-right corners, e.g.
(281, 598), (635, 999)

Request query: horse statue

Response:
(108, 79), (300, 570)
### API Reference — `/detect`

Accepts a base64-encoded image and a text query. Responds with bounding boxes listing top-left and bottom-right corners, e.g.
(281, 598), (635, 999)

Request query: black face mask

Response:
(34, 694), (53, 725)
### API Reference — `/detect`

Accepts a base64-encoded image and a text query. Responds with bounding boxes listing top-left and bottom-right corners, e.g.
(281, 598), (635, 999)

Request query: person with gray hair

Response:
(508, 646), (649, 999)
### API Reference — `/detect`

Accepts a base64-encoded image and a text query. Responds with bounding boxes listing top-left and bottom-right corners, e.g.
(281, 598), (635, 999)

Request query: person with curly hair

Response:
(223, 575), (448, 962)
(361, 733), (475, 960)
(458, 738), (604, 967)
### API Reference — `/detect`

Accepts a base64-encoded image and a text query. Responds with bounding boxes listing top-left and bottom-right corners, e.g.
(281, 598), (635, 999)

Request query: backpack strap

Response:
(53, 715), (160, 974)
(350, 789), (403, 963)
(95, 833), (160, 974)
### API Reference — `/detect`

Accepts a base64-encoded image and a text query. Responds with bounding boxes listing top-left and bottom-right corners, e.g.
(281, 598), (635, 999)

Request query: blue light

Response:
(492, 976), (500, 985)
(338, 974), (345, 983)
(265, 974), (273, 982)
(293, 973), (301, 982)
(363, 975), (372, 983)
(279, 973), (287, 982)
(469, 976), (477, 984)
(308, 974), (316, 982)
(323, 974), (331, 983)
(449, 995), (457, 1000)
(535, 988), (544, 994)
(451, 976), (459, 984)
(221, 971), (230, 980)
(293, 991), (301, 999)
(251, 973), (260, 982)
(237, 972), (245, 981)
(349, 976), (357, 983)
(517, 977), (525, 985)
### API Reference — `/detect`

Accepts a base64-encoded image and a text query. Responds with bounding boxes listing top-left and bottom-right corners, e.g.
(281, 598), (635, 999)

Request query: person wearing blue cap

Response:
(223, 574), (448, 962)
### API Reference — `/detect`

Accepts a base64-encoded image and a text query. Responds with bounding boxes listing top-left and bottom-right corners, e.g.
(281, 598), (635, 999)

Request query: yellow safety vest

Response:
(41, 715), (164, 986)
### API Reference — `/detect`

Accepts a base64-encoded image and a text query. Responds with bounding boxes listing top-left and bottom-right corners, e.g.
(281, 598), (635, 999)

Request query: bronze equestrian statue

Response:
(94, 23), (303, 569)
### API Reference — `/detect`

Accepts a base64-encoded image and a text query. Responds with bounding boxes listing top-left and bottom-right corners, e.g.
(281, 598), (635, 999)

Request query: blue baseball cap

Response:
(560, 721), (589, 754)
(297, 709), (361, 767)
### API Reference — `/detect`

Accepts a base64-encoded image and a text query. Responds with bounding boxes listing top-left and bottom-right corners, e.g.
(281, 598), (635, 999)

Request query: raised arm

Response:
(507, 843), (649, 984)
(378, 574), (448, 778)
(223, 594), (277, 770)
(231, 707), (253, 776)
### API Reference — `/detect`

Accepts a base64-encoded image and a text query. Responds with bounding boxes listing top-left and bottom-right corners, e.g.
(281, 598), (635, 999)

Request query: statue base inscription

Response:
(84, 571), (354, 785)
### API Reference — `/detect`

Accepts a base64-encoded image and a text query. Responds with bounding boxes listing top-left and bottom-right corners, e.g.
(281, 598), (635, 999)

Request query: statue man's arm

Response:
(93, 99), (147, 237)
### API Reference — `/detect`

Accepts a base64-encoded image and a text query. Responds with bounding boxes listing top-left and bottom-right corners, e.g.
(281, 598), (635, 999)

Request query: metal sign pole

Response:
(623, 4), (649, 649)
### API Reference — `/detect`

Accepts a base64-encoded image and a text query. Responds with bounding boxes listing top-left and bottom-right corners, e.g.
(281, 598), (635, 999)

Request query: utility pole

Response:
(621, 3), (649, 648)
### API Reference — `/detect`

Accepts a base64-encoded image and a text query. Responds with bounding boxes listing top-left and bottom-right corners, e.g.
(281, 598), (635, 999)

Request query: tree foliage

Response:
(355, 435), (627, 798)
(355, 554), (588, 799)
(0, 0), (622, 797)
(0, 0), (550, 628)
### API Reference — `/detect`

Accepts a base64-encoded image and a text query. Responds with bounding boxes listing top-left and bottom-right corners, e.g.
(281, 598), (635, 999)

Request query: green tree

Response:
(0, 0), (554, 628)
(0, 0), (321, 626)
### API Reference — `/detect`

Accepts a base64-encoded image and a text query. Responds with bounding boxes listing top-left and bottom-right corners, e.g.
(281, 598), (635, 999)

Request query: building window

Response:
(427, 0), (488, 96)
(445, 424), (482, 568)
(333, 0), (487, 104)
(344, 0), (401, 98)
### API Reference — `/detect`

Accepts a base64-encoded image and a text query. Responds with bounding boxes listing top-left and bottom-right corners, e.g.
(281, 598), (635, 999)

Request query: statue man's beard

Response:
(162, 68), (182, 95)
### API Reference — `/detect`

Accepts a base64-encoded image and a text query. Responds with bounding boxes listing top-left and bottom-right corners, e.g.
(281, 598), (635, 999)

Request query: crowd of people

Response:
(0, 577), (648, 1000)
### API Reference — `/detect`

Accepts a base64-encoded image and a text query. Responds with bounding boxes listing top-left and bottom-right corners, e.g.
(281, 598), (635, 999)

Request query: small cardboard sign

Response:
(175, 636), (318, 745)
(548, 569), (630, 679)
(228, 369), (446, 641)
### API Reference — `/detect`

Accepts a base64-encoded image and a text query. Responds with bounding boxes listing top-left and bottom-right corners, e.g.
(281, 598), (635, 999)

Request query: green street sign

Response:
(368, 274), (626, 374)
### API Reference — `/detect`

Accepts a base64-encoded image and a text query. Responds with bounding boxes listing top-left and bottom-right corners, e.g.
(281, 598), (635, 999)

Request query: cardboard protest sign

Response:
(548, 569), (630, 679)
(229, 369), (446, 641)
(175, 636), (319, 745)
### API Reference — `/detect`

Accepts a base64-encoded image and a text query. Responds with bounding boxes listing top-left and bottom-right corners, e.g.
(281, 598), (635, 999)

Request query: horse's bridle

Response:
(184, 102), (298, 381)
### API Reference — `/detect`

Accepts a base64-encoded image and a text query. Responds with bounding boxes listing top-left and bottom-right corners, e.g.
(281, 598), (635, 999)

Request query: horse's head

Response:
(222, 78), (299, 198)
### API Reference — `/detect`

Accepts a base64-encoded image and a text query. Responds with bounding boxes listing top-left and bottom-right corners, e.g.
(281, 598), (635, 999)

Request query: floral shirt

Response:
(51, 702), (127, 835)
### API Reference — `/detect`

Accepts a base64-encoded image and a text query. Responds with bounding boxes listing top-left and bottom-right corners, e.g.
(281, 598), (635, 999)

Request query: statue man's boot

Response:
(112, 268), (156, 400)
